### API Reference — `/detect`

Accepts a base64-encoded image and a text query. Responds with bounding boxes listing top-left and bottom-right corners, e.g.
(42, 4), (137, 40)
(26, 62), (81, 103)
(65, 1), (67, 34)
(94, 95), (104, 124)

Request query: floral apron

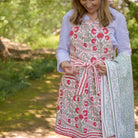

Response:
(55, 20), (114, 138)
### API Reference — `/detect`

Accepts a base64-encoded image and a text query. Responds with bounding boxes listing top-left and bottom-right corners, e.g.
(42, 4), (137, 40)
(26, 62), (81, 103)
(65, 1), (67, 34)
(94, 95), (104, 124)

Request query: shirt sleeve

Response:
(115, 14), (131, 55)
(56, 12), (72, 72)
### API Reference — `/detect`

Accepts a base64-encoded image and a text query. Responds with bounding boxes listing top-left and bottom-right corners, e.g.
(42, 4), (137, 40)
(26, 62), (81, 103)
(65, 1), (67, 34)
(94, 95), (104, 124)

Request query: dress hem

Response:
(55, 125), (103, 138)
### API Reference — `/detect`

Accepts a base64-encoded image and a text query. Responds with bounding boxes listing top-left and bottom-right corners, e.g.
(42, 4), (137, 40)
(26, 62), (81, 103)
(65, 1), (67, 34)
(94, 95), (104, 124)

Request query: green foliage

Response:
(32, 35), (59, 50)
(0, 0), (137, 50)
(128, 19), (138, 49)
(134, 91), (138, 103)
(0, 0), (71, 48)
(24, 56), (56, 80)
(126, 1), (138, 23)
(119, 0), (138, 49)
(0, 55), (57, 101)
(127, 14), (138, 50)
(132, 53), (138, 82)
(0, 0), (137, 102)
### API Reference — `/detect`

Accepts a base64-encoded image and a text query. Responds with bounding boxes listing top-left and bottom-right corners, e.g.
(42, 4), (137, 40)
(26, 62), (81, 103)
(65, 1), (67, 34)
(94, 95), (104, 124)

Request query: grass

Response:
(0, 54), (57, 101)
(0, 71), (137, 137)
(0, 72), (61, 136)
(30, 35), (59, 50)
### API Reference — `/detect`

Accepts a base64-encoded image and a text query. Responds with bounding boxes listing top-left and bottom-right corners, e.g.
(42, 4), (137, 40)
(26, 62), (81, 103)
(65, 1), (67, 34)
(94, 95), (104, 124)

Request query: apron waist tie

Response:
(71, 57), (103, 96)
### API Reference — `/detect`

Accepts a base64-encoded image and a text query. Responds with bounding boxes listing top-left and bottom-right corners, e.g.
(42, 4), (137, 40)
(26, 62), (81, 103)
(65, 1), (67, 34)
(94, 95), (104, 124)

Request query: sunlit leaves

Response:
(0, 0), (71, 46)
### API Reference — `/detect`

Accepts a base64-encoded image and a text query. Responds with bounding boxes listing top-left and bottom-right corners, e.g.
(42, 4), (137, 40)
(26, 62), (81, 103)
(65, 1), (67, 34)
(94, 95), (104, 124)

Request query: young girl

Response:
(55, 0), (135, 137)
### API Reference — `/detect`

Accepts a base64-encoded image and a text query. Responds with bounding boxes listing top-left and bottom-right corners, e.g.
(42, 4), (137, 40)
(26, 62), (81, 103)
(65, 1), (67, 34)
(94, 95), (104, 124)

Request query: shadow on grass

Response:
(0, 72), (61, 136)
(0, 71), (137, 137)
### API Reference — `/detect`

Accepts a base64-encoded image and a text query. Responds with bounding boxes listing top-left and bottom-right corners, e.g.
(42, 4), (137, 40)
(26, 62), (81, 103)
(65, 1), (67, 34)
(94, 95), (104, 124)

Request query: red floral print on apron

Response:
(55, 20), (114, 138)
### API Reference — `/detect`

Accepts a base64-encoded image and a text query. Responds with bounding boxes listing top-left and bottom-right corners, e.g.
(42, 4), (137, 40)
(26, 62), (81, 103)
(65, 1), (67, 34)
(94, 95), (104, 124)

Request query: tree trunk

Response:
(0, 37), (32, 61)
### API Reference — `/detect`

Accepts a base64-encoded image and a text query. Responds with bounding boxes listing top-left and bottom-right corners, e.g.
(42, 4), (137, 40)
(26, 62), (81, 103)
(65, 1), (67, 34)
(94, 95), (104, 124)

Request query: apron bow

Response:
(71, 57), (103, 96)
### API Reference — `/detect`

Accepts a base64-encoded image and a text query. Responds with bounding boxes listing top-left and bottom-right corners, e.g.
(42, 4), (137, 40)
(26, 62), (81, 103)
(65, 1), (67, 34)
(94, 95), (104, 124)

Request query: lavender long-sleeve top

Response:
(56, 7), (131, 72)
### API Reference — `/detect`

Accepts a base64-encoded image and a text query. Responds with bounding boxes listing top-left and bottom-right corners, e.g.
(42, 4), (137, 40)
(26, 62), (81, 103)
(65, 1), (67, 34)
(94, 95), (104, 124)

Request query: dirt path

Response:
(0, 72), (137, 138)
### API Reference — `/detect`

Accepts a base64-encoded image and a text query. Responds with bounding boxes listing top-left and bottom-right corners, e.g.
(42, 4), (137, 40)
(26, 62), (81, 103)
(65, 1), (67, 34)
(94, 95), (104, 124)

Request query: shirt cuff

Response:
(57, 58), (70, 72)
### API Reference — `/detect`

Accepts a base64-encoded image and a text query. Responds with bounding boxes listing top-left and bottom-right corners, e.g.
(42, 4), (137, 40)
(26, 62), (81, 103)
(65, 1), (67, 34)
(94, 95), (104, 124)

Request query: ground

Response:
(0, 72), (137, 138)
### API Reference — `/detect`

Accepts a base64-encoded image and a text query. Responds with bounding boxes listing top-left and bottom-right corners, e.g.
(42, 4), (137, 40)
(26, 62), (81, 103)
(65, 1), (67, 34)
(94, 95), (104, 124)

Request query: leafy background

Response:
(0, 0), (137, 101)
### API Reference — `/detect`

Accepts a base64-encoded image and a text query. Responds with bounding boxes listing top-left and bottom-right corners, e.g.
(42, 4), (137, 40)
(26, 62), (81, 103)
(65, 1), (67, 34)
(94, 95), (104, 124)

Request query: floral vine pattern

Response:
(55, 20), (114, 138)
